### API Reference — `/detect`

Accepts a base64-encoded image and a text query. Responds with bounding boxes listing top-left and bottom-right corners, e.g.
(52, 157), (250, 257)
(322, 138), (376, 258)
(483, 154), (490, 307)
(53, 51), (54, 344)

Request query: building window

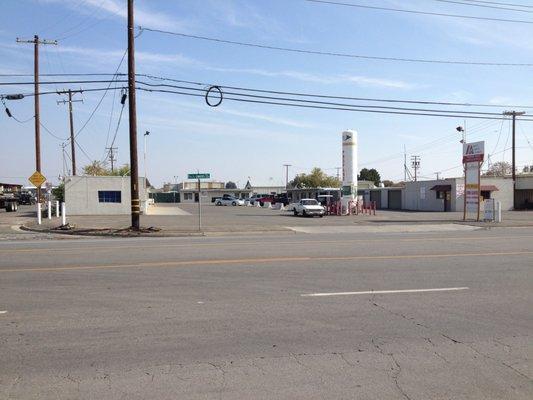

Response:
(184, 192), (193, 200)
(98, 190), (121, 203)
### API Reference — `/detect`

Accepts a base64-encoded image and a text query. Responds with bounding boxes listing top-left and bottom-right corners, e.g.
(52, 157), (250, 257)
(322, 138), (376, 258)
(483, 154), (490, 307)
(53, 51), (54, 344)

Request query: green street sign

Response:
(188, 173), (211, 179)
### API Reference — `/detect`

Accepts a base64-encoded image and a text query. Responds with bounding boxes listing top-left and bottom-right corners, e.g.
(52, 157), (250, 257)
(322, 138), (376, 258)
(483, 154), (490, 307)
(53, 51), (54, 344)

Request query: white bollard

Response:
(61, 202), (66, 226)
(55, 201), (59, 217)
(263, 202), (272, 208)
(47, 201), (52, 219)
(37, 203), (42, 225)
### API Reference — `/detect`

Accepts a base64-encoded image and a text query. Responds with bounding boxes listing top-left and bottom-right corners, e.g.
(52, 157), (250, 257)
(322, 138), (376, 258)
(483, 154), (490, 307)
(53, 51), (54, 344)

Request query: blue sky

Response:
(1, 0), (533, 187)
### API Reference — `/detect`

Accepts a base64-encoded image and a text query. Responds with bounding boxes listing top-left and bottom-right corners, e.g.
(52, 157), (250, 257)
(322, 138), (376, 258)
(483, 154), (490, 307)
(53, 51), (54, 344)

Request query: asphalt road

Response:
(1, 227), (532, 399)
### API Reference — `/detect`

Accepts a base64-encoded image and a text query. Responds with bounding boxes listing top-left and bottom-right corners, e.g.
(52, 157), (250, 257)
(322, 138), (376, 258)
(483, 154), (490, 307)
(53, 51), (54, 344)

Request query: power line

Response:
(0, 79), (127, 86)
(461, 0), (533, 9)
(138, 27), (533, 67)
(305, 0), (533, 24)
(39, 121), (69, 141)
(433, 0), (533, 13)
(0, 86), (125, 99)
(139, 86), (533, 121)
(137, 80), (510, 116)
(74, 50), (127, 139)
(75, 139), (93, 162)
(0, 73), (127, 77)
(140, 74), (533, 109)
(3, 72), (533, 110)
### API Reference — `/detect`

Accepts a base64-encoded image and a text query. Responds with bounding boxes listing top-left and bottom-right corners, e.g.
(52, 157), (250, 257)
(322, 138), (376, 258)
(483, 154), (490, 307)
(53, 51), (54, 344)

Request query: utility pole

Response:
(435, 172), (440, 180)
(16, 35), (57, 203)
(411, 155), (420, 182)
(60, 143), (67, 178)
(127, 0), (140, 230)
(404, 145), (407, 182)
(57, 89), (82, 175)
(106, 147), (118, 172)
(283, 164), (291, 188)
(503, 111), (526, 209)
(144, 130), (150, 183)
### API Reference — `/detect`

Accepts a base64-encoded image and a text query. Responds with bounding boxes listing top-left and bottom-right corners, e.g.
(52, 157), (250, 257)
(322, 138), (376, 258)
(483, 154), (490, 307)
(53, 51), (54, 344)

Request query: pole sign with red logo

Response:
(462, 141), (485, 221)
(462, 141), (485, 163)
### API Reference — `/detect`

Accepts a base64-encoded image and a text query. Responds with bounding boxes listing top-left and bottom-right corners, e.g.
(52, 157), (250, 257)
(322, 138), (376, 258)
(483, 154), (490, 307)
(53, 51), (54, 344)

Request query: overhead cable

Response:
(138, 27), (533, 67)
(304, 0), (533, 24)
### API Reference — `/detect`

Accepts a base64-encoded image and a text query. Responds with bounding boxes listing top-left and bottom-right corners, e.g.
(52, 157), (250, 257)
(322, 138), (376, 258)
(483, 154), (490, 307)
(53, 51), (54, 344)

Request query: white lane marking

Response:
(0, 311), (7, 314)
(301, 287), (469, 297)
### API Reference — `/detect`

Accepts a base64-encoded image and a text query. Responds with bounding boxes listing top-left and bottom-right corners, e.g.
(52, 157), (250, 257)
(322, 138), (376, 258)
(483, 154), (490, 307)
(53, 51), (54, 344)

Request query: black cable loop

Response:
(205, 85), (223, 107)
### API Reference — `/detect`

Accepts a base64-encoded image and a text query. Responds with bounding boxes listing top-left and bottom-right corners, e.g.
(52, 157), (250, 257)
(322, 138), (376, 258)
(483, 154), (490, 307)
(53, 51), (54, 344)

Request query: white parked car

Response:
(293, 199), (325, 217)
(215, 196), (245, 206)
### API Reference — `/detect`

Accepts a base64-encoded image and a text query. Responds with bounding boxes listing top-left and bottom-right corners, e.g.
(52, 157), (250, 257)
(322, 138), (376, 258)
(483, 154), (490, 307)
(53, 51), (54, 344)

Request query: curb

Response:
(19, 224), (295, 238)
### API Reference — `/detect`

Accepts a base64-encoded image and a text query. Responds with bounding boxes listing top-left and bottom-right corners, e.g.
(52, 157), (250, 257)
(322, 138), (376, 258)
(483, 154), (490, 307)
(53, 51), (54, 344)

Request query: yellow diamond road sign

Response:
(28, 171), (46, 188)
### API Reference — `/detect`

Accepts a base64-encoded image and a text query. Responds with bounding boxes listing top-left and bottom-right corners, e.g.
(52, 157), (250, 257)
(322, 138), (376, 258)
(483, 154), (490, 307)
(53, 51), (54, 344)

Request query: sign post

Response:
(28, 171), (46, 224)
(187, 173), (211, 232)
(462, 141), (484, 221)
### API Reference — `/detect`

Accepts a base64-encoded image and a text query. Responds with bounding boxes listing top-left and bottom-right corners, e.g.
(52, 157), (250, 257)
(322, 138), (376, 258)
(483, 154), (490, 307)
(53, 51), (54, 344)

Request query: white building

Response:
(65, 176), (147, 215)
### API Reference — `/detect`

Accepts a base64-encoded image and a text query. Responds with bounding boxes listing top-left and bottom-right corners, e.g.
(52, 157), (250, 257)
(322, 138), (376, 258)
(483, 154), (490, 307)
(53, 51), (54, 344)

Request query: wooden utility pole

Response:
(57, 89), (82, 176)
(106, 147), (118, 172)
(503, 111), (526, 209)
(16, 35), (57, 203)
(411, 155), (420, 182)
(128, 0), (140, 230)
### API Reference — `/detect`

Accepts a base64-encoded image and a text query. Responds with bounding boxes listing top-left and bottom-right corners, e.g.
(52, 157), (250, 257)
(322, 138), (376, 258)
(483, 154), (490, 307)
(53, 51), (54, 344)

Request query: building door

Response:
(194, 193), (199, 202)
(388, 190), (402, 210)
(444, 191), (450, 212)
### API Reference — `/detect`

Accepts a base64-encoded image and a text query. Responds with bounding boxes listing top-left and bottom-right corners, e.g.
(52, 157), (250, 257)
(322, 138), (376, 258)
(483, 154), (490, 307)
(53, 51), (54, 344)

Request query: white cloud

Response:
(206, 67), (414, 89)
(141, 94), (315, 129)
(53, 45), (196, 67)
(41, 0), (184, 31)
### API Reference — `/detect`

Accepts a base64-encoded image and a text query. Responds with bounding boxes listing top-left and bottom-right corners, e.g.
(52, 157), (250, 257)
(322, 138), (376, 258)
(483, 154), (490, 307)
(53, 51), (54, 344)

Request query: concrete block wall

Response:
(65, 176), (147, 215)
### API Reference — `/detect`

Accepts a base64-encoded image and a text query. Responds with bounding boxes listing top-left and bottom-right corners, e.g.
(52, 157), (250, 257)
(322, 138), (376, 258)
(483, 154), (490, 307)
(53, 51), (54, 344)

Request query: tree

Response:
(225, 181), (237, 189)
(289, 167), (341, 188)
(484, 161), (512, 177)
(382, 179), (394, 187)
(358, 168), (381, 185)
(83, 161), (108, 176)
(82, 162), (130, 176)
(52, 182), (64, 202)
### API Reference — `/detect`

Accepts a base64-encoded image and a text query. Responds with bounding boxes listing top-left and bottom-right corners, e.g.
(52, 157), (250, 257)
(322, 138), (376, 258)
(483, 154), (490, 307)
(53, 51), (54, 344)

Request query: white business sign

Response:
(463, 141), (485, 163)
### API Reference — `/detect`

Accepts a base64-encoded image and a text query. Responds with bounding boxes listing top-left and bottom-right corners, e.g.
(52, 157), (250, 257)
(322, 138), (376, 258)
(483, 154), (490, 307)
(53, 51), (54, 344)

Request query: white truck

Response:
(293, 199), (325, 217)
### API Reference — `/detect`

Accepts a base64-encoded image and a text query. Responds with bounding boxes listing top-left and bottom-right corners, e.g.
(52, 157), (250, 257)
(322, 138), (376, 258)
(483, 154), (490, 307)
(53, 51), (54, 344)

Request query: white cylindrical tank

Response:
(342, 130), (358, 189)
(341, 130), (358, 214)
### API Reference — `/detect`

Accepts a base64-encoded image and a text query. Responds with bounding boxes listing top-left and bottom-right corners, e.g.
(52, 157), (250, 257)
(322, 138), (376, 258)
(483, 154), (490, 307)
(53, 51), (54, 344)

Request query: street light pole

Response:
(144, 130), (150, 185)
(173, 175), (178, 203)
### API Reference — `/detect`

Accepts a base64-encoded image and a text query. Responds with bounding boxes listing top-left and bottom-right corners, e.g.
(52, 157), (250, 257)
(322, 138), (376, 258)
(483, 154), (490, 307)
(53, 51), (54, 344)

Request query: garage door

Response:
(388, 190), (402, 210)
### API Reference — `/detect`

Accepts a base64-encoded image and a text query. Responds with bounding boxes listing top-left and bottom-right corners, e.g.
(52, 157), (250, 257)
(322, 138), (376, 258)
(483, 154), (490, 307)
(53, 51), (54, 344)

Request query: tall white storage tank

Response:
(341, 130), (358, 213)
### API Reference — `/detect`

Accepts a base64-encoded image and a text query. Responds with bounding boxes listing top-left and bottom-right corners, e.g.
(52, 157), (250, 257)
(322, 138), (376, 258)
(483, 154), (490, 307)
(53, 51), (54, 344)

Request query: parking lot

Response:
(8, 203), (533, 236)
